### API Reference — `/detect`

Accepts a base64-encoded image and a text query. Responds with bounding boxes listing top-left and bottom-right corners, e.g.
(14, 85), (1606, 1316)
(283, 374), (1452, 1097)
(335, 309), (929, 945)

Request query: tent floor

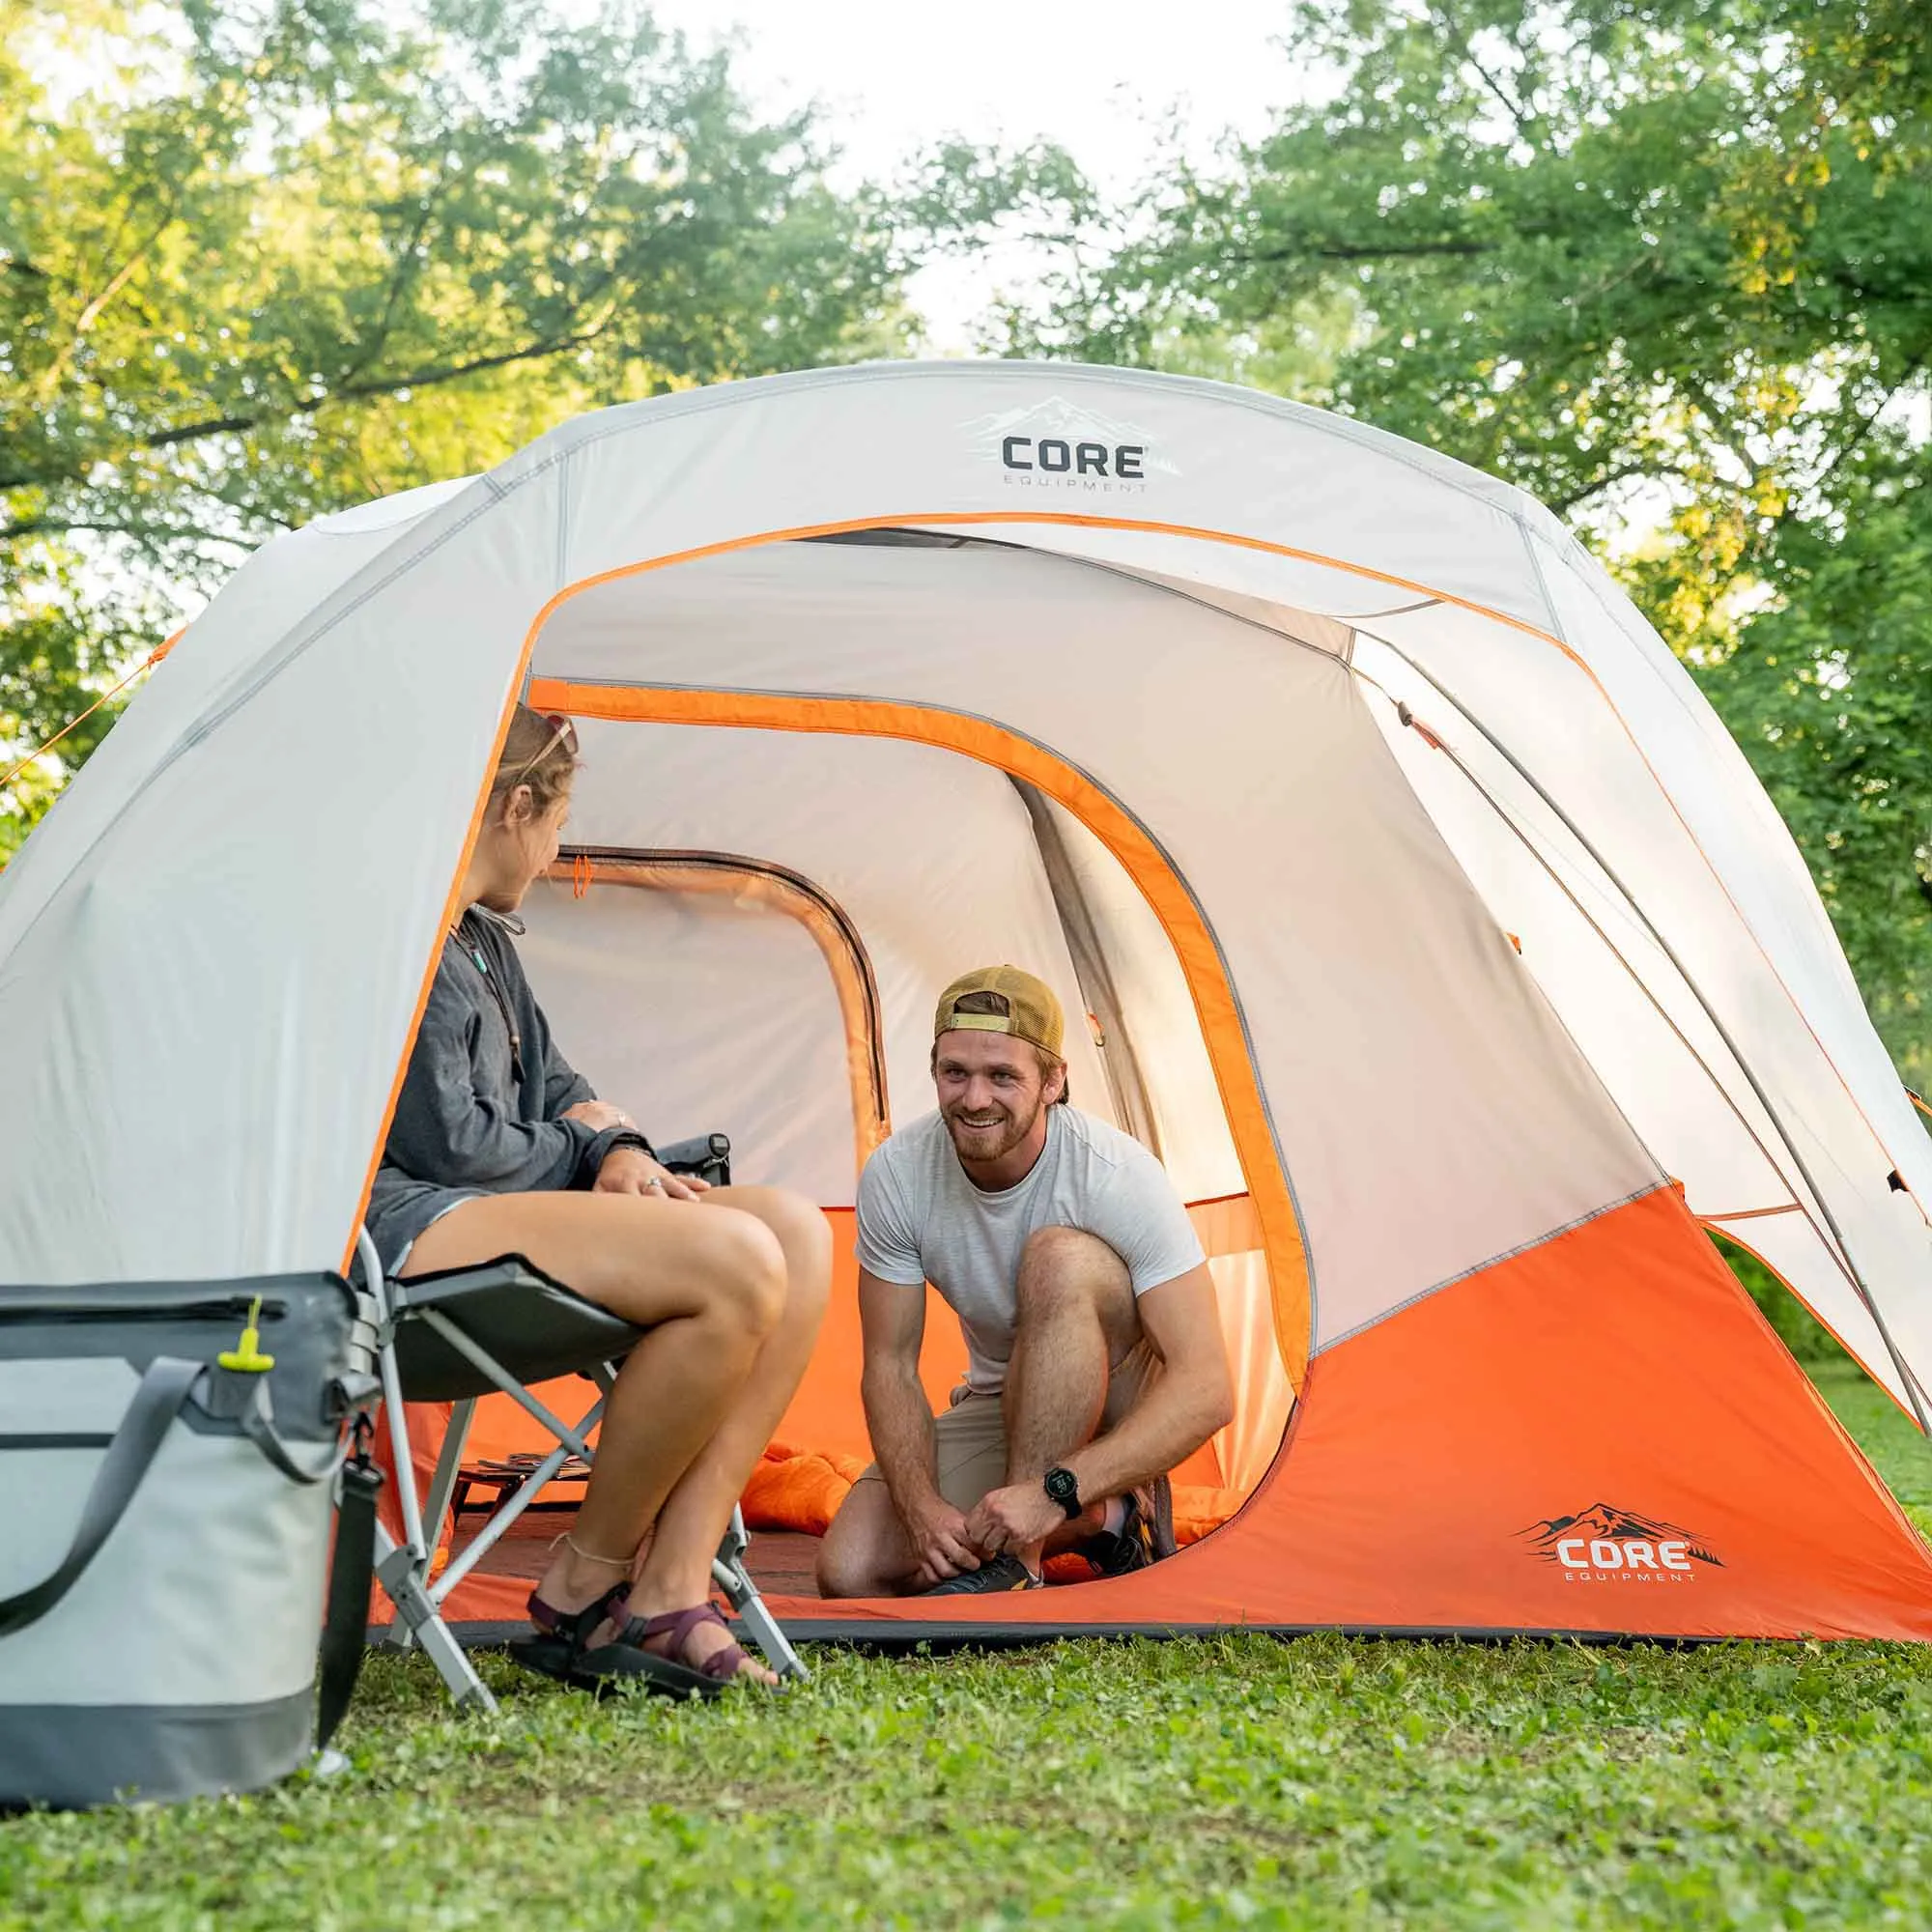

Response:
(458, 1505), (826, 1599)
(414, 1512), (1725, 1654)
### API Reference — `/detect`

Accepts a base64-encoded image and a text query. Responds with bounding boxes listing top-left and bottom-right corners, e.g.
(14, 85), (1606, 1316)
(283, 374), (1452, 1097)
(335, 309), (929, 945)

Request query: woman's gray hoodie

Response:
(364, 906), (645, 1272)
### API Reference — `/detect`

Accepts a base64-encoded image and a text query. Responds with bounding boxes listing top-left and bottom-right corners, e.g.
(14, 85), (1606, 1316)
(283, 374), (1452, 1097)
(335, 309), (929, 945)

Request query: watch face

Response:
(1045, 1467), (1078, 1505)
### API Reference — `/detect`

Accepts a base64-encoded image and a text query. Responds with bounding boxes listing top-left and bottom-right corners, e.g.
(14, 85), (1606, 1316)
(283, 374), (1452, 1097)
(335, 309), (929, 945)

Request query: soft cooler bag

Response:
(0, 1274), (376, 1808)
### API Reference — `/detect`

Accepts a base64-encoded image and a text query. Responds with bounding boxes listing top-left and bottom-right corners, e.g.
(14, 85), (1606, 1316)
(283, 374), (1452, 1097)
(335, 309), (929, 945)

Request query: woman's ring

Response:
(643, 1175), (662, 1191)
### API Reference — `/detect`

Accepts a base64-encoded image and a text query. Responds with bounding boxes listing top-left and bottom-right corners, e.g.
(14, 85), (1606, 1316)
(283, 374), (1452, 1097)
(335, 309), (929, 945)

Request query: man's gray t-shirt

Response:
(855, 1106), (1207, 1393)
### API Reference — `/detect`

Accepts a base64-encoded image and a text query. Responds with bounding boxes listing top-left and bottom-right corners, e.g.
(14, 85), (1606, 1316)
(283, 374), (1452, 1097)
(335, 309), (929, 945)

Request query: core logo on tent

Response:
(1520, 1504), (1724, 1584)
(960, 399), (1176, 494)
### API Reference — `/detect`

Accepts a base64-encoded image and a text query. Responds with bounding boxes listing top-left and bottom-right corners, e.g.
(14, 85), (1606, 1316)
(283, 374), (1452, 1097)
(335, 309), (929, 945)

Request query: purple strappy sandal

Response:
(632, 1604), (763, 1686)
(507, 1583), (720, 1700)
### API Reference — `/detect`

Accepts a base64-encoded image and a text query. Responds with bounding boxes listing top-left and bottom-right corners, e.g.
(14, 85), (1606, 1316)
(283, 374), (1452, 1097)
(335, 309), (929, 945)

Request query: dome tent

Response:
(3, 358), (1930, 1643)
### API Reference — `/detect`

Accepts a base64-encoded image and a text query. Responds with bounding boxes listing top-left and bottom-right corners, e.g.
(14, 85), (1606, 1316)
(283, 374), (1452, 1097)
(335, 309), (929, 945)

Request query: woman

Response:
(368, 706), (831, 1692)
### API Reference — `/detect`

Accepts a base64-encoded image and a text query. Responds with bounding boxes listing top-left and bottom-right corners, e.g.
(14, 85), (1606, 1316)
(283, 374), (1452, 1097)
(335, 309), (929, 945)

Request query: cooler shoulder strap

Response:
(0, 1354), (202, 1638)
(315, 1442), (383, 1750)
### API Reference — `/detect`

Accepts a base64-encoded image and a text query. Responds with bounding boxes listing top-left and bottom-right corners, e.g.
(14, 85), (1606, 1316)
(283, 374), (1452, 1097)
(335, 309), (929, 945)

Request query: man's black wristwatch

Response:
(1043, 1466), (1082, 1520)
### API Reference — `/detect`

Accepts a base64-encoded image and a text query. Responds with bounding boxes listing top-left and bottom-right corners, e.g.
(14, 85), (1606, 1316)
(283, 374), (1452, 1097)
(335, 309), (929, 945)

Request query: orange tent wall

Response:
(769, 1184), (1932, 1639)
(374, 1213), (1236, 1624)
(388, 1184), (1932, 1638)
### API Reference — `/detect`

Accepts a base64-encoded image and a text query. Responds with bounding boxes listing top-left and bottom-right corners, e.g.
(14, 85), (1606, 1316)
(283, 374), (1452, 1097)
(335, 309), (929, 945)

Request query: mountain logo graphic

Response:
(959, 398), (1177, 488)
(1520, 1503), (1723, 1579)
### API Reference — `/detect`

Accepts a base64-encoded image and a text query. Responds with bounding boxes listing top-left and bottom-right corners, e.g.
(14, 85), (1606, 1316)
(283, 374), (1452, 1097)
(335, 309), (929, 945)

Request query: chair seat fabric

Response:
(391, 1257), (641, 1401)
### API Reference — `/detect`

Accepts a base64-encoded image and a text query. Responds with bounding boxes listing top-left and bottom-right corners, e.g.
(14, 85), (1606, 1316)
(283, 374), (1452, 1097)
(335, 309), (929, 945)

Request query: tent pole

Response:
(1009, 779), (1164, 1156)
(1365, 638), (1932, 1435)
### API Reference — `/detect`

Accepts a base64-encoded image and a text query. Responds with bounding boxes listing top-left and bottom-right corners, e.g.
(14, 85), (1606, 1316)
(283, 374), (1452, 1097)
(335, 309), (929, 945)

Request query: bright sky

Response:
(638, 0), (1306, 347)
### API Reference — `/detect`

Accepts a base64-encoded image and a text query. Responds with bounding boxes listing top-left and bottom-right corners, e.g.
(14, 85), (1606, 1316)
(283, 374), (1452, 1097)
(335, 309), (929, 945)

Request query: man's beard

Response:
(943, 1093), (1043, 1164)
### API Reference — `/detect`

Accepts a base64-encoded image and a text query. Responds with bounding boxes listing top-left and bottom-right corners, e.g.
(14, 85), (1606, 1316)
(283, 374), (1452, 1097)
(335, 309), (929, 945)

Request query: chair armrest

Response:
(655, 1132), (732, 1188)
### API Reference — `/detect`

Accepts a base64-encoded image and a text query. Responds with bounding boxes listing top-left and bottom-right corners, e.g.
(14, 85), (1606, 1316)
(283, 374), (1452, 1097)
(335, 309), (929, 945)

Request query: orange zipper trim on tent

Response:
(558, 852), (893, 1174)
(887, 510), (1589, 661)
(553, 504), (1921, 1198)
(531, 674), (1314, 1392)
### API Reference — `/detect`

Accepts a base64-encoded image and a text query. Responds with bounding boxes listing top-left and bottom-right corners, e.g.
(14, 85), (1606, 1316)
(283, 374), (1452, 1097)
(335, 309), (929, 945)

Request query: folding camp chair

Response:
(355, 1135), (805, 1713)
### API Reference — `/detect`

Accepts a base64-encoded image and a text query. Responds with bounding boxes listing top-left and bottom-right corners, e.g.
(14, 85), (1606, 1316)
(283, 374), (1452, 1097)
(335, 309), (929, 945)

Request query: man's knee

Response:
(815, 1537), (872, 1600)
(1015, 1225), (1130, 1318)
(816, 1484), (894, 1597)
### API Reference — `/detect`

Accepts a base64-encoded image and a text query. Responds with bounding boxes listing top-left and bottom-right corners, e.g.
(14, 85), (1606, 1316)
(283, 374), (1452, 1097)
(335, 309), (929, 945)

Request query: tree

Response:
(1025, 0), (1932, 1086)
(0, 0), (914, 851)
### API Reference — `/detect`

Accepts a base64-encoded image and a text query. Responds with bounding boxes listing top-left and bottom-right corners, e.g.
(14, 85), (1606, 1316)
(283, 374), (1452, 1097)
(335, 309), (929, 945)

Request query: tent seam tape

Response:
(1523, 527), (1919, 1206)
(1519, 514), (1566, 643)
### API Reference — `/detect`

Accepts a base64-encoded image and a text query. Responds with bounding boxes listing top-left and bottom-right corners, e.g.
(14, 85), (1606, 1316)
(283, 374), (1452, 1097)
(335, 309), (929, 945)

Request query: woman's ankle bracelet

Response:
(551, 1530), (635, 1569)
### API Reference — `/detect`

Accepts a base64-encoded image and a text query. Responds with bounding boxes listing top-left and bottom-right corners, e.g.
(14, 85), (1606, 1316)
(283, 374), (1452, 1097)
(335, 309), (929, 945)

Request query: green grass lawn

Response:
(4, 1360), (1931, 1932)
(1810, 1359), (1932, 1533)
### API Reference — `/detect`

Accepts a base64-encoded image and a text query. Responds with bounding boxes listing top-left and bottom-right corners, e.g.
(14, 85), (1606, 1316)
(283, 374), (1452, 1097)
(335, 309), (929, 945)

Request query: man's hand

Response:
(593, 1148), (707, 1201)
(563, 1099), (633, 1133)
(902, 1494), (982, 1587)
(965, 1481), (1065, 1560)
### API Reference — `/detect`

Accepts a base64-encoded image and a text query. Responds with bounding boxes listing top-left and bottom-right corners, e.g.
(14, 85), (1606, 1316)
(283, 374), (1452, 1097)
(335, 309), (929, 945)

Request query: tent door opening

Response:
(521, 718), (1292, 1548)
(389, 712), (1295, 1615)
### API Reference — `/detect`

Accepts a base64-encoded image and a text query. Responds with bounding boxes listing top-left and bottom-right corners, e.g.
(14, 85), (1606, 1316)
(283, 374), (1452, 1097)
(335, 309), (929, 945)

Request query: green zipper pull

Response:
(218, 1293), (276, 1373)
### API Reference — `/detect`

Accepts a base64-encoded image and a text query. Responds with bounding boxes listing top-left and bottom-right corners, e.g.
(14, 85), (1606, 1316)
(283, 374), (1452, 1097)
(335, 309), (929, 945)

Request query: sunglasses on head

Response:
(502, 712), (579, 790)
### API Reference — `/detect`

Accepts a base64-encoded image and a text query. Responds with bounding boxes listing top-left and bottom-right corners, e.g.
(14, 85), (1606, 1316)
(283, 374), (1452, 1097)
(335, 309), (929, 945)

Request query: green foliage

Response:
(1715, 1234), (1847, 1368)
(1031, 0), (1932, 1087)
(1699, 479), (1932, 1089)
(0, 0), (924, 854)
(1814, 1356), (1932, 1536)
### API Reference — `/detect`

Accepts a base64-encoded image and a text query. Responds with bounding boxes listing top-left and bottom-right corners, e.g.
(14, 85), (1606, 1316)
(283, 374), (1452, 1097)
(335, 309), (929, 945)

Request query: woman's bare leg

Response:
(399, 1192), (785, 1624)
(627, 1186), (832, 1681)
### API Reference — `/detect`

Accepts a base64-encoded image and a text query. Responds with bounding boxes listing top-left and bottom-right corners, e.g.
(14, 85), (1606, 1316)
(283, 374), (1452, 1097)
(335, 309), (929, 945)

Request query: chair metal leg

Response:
(361, 1236), (806, 1710)
(374, 1523), (498, 1713)
(422, 1398), (477, 1560)
(431, 1390), (607, 1605)
(713, 1505), (808, 1682)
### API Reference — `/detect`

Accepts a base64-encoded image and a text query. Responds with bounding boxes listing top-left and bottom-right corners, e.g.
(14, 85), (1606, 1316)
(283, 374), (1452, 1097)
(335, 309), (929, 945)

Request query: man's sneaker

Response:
(1080, 1475), (1179, 1578)
(920, 1553), (1043, 1596)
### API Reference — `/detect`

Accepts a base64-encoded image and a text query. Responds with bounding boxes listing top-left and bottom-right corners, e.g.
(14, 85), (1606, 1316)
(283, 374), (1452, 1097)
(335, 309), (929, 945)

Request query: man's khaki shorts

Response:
(856, 1339), (1159, 1511)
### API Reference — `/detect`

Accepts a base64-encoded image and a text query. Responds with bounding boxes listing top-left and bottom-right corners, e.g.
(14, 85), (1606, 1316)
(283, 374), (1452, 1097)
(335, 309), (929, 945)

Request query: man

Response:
(816, 965), (1235, 1596)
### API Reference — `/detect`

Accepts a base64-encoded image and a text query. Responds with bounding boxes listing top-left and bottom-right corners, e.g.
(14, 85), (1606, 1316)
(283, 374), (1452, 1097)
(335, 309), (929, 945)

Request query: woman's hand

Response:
(563, 1099), (634, 1134)
(593, 1147), (709, 1202)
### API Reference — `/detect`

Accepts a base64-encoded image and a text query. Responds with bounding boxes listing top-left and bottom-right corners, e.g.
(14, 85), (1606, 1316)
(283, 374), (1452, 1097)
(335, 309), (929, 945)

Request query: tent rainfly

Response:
(5, 360), (1932, 1643)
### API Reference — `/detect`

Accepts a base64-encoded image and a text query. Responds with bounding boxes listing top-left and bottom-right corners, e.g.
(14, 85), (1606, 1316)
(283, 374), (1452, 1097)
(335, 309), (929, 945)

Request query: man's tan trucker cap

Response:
(932, 965), (1065, 1058)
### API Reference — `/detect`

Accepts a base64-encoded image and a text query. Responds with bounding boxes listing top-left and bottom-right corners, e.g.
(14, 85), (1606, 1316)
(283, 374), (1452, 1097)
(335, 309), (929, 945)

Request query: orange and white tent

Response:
(4, 360), (1930, 1641)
